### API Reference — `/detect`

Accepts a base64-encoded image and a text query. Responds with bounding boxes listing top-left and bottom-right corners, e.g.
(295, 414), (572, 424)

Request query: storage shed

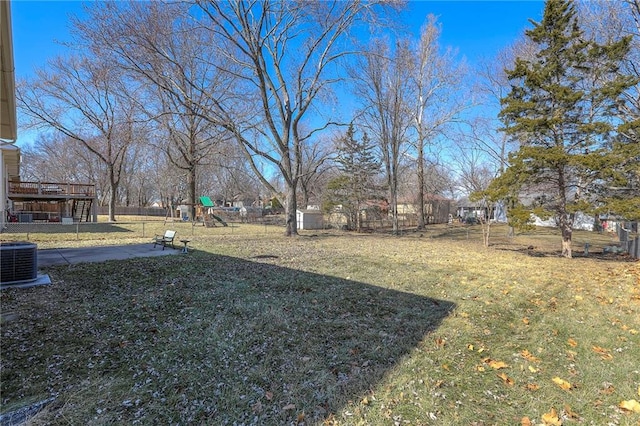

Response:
(296, 209), (323, 230)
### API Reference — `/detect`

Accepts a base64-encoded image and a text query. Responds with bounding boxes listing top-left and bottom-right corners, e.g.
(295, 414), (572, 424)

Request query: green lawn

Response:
(1, 225), (638, 425)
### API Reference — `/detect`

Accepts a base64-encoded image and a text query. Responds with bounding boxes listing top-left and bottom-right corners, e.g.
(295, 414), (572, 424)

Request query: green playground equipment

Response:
(200, 196), (228, 227)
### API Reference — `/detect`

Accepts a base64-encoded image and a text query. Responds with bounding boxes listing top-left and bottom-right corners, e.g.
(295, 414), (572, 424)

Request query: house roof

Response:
(0, 1), (17, 142)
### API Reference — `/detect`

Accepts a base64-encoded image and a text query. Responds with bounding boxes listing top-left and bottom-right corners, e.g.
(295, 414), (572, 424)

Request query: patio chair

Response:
(153, 230), (176, 250)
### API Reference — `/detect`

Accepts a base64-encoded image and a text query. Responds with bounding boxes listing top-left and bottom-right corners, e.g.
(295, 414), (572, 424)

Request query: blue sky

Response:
(10, 0), (545, 148)
(11, 1), (544, 77)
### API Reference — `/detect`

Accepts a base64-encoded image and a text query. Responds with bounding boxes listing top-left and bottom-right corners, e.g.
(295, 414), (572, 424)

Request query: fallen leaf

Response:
(567, 338), (578, 347)
(483, 358), (509, 369)
(619, 399), (640, 413)
(541, 408), (562, 425)
(265, 391), (273, 400)
(476, 365), (486, 372)
(564, 404), (579, 420)
(442, 364), (450, 370)
(282, 403), (296, 411)
(435, 337), (446, 347)
(521, 416), (532, 426)
(467, 344), (474, 350)
(592, 346), (613, 360)
(297, 412), (306, 423)
(498, 372), (514, 386)
(521, 349), (541, 362)
(525, 383), (540, 391)
(528, 366), (539, 373)
(552, 377), (572, 390)
(361, 397), (369, 405)
(522, 317), (530, 325)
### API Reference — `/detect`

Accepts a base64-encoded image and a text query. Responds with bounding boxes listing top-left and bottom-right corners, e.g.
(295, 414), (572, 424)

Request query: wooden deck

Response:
(8, 181), (95, 199)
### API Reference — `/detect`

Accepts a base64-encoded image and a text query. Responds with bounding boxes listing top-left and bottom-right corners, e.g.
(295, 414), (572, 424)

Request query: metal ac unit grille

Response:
(1, 242), (38, 285)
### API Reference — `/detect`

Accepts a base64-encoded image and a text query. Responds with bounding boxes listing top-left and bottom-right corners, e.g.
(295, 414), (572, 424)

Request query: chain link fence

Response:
(0, 215), (290, 246)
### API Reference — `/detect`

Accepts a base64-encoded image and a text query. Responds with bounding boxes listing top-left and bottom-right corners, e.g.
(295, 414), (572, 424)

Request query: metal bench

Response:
(153, 230), (176, 250)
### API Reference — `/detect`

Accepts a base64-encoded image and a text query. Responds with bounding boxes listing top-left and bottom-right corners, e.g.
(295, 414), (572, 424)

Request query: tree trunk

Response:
(482, 205), (493, 247)
(300, 183), (310, 210)
(108, 166), (118, 222)
(559, 214), (573, 258)
(417, 142), (426, 230)
(391, 184), (399, 234)
(188, 165), (197, 221)
(484, 222), (491, 247)
(284, 185), (298, 236)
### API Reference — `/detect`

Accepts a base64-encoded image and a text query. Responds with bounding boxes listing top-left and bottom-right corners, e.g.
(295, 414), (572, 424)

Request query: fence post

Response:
(631, 236), (639, 259)
(76, 221), (80, 240)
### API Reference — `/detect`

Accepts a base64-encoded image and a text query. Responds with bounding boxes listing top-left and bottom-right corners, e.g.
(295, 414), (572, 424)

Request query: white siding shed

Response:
(296, 209), (323, 230)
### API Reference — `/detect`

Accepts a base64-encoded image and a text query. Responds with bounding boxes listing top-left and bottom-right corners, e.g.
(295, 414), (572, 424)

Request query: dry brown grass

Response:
(1, 225), (638, 425)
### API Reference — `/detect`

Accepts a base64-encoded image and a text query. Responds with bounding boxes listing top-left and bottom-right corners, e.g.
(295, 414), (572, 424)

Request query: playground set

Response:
(196, 196), (228, 227)
(165, 196), (228, 227)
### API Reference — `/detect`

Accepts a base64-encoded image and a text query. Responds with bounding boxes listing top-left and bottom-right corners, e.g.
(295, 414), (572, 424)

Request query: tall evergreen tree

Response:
(491, 0), (635, 258)
(325, 124), (381, 231)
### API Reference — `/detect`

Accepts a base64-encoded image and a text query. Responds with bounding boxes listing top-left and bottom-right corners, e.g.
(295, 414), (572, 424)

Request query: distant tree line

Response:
(16, 0), (638, 253)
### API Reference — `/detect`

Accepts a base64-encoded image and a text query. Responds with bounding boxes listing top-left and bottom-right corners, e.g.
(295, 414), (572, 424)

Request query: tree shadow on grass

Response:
(3, 222), (134, 234)
(0, 252), (455, 424)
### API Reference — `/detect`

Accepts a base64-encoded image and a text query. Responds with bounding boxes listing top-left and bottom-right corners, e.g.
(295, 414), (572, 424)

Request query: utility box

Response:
(18, 213), (33, 223)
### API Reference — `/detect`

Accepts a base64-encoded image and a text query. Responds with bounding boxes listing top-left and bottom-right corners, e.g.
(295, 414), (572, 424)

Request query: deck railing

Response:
(8, 181), (96, 197)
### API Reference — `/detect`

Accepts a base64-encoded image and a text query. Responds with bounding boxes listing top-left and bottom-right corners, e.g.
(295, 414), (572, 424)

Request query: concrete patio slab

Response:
(37, 243), (181, 267)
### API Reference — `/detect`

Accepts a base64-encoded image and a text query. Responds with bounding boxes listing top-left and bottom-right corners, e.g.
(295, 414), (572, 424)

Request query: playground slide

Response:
(210, 213), (228, 227)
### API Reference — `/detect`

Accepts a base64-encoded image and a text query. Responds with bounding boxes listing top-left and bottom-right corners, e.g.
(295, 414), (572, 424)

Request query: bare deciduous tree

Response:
(75, 1), (230, 219)
(17, 55), (138, 221)
(299, 136), (334, 209)
(355, 38), (413, 234)
(194, 0), (389, 236)
(410, 15), (467, 229)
